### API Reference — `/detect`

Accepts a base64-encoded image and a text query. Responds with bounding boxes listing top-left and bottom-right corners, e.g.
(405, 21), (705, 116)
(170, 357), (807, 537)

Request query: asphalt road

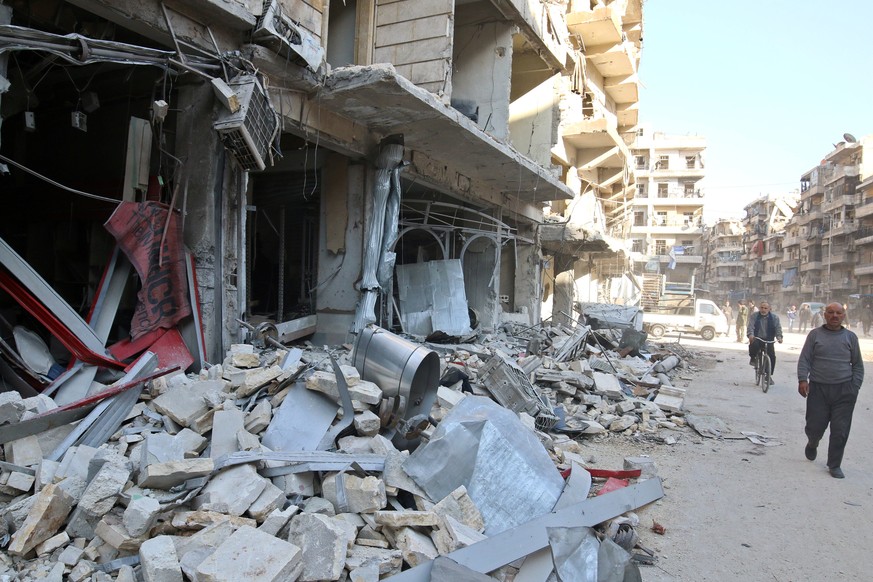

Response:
(621, 328), (873, 581)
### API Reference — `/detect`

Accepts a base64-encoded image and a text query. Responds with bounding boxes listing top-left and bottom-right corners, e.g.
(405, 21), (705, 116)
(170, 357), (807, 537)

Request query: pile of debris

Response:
(0, 320), (689, 581)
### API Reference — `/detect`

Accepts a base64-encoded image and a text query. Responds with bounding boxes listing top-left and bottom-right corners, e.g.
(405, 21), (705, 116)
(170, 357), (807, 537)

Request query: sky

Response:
(638, 0), (873, 223)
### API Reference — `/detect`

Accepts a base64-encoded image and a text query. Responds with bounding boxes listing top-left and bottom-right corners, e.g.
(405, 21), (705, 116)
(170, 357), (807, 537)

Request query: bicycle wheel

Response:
(761, 354), (771, 393)
(755, 354), (763, 385)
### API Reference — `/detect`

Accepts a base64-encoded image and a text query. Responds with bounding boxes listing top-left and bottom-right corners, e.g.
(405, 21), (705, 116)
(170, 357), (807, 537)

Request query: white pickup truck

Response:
(643, 298), (728, 341)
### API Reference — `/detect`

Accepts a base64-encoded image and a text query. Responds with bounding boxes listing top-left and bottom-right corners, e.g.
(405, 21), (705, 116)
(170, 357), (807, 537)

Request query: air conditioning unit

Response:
(213, 76), (278, 172)
(253, 1), (325, 72)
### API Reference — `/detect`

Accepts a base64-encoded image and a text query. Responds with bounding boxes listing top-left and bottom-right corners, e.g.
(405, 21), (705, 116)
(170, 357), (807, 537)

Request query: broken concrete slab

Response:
(195, 525), (303, 582)
(286, 512), (357, 581)
(139, 535), (183, 582)
(8, 479), (79, 555)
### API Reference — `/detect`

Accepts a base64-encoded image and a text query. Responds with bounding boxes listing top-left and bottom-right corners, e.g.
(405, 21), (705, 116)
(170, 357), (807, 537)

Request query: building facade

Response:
(702, 218), (744, 306)
(0, 0), (644, 371)
(627, 125), (706, 286)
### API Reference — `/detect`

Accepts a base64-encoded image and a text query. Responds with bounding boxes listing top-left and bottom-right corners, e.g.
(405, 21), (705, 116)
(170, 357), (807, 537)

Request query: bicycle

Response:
(752, 337), (776, 392)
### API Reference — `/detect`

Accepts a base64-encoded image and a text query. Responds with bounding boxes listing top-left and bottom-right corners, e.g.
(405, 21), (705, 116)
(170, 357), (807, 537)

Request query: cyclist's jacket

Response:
(747, 311), (782, 341)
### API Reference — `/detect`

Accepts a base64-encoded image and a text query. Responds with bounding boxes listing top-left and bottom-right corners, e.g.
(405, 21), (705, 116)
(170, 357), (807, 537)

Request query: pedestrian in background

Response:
(736, 300), (749, 343)
(787, 305), (798, 332)
(811, 306), (824, 328)
(723, 301), (733, 336)
(798, 303), (864, 479)
(860, 303), (873, 337)
(799, 303), (811, 332)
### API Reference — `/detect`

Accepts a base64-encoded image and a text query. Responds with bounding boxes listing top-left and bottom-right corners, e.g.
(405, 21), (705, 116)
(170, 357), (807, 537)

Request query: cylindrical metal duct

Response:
(352, 326), (440, 449)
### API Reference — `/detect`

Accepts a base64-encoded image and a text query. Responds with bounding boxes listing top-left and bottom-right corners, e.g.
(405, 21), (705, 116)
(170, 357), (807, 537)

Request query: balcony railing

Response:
(822, 193), (857, 213)
(800, 261), (823, 272)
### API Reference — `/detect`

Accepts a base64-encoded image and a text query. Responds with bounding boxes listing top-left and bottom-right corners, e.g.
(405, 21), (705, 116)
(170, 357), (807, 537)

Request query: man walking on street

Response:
(799, 303), (811, 332)
(797, 303), (864, 479)
(736, 300), (749, 343)
(723, 301), (733, 336)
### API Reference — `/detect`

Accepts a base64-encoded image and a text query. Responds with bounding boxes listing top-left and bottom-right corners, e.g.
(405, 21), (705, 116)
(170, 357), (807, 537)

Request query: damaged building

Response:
(0, 0), (642, 369)
(0, 4), (686, 579)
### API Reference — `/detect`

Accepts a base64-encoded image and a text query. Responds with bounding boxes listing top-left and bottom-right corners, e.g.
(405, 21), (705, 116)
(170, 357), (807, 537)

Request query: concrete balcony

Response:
(800, 283), (818, 294)
(823, 163), (860, 185)
(854, 264), (873, 276)
(826, 251), (855, 265)
(567, 5), (624, 50)
(855, 197), (873, 218)
(856, 231), (873, 246)
(801, 261), (823, 272)
(762, 272), (783, 282)
(604, 73), (639, 104)
(823, 220), (856, 238)
(782, 234), (801, 247)
(649, 166), (706, 180)
(800, 181), (823, 201)
(587, 41), (638, 78)
(561, 117), (628, 166)
(762, 251), (782, 261)
(643, 194), (705, 206)
(713, 275), (744, 283)
(796, 208), (822, 225)
(830, 278), (857, 291)
(822, 193), (857, 213)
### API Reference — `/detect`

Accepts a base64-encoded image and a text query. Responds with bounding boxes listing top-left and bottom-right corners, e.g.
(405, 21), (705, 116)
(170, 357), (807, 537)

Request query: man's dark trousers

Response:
(805, 381), (858, 469)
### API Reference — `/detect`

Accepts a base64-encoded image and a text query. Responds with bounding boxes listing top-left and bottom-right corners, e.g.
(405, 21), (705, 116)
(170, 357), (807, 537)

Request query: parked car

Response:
(643, 299), (728, 341)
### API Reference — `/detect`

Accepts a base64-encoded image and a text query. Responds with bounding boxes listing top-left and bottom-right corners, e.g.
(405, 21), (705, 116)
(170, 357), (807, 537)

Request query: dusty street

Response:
(589, 328), (873, 582)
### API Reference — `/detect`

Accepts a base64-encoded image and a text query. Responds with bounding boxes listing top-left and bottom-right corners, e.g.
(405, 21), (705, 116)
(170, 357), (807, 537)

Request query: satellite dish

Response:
(844, 133), (857, 143)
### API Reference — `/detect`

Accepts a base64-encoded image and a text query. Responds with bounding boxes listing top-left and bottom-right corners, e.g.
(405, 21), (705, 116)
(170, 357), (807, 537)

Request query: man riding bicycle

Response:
(748, 302), (784, 375)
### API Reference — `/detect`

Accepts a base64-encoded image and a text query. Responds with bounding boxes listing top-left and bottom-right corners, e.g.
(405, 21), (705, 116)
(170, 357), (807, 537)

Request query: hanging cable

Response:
(0, 154), (121, 204)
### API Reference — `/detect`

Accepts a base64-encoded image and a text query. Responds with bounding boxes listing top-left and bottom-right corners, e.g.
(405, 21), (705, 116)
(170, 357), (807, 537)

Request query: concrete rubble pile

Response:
(0, 321), (686, 581)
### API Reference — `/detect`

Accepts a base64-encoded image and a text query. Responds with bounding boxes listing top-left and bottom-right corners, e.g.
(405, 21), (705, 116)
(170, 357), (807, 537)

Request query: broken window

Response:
(684, 182), (695, 196)
(636, 183), (647, 198)
(654, 240), (667, 255)
(685, 155), (696, 169)
(632, 239), (645, 253)
(634, 155), (647, 169)
(657, 155), (669, 170)
(634, 211), (645, 226)
(657, 183), (668, 197)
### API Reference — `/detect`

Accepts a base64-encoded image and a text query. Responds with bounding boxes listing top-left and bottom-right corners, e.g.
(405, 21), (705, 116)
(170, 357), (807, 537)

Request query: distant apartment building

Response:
(702, 219), (744, 305)
(628, 125), (706, 285)
(855, 175), (873, 295)
(740, 194), (796, 306)
(788, 137), (872, 307)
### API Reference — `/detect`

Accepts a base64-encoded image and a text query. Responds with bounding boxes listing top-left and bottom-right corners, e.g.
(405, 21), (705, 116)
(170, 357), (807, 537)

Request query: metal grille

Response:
(214, 76), (277, 172)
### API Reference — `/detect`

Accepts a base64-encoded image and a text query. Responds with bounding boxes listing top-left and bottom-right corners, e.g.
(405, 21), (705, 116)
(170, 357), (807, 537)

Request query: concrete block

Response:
(124, 495), (162, 537)
(237, 428), (261, 451)
(246, 481), (286, 522)
(177, 519), (238, 579)
(337, 435), (374, 454)
(0, 390), (26, 424)
(152, 380), (228, 428)
(7, 434), (43, 466)
(211, 408), (246, 459)
(95, 511), (150, 551)
(349, 564), (381, 582)
(171, 510), (257, 530)
(8, 481), (77, 556)
(432, 485), (485, 533)
(57, 543), (85, 564)
(354, 410), (381, 436)
(66, 461), (131, 538)
(139, 458), (215, 489)
(6, 471), (35, 493)
(244, 399), (273, 434)
(258, 504), (300, 536)
(230, 352), (261, 368)
(345, 545), (403, 577)
(287, 513), (357, 581)
(322, 473), (386, 514)
(195, 525), (303, 582)
(430, 513), (487, 554)
(301, 495), (336, 516)
(624, 455), (658, 479)
(139, 535), (183, 582)
(35, 458), (60, 490)
(68, 560), (95, 582)
(34, 530), (70, 556)
(374, 510), (440, 528)
(229, 365), (283, 397)
(306, 371), (382, 404)
(196, 463), (268, 516)
(436, 385), (465, 409)
(391, 526), (438, 567)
